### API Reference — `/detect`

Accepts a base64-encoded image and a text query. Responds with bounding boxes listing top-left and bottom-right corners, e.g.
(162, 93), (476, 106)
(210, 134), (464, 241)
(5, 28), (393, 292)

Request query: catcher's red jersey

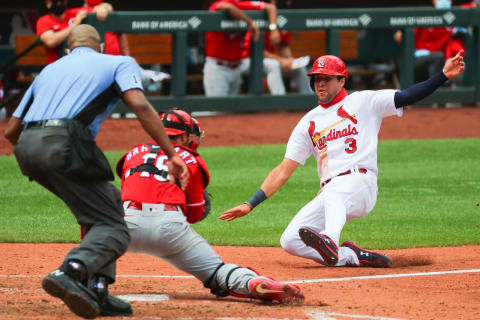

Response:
(116, 142), (210, 223)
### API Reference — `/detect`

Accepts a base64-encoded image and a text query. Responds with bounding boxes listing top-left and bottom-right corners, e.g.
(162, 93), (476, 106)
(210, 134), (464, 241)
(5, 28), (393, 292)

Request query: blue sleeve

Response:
(394, 72), (448, 108)
(114, 56), (144, 93)
(12, 85), (34, 119)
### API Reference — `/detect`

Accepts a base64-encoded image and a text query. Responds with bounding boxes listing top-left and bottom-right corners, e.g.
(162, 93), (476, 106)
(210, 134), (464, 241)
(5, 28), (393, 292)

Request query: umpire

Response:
(4, 24), (188, 319)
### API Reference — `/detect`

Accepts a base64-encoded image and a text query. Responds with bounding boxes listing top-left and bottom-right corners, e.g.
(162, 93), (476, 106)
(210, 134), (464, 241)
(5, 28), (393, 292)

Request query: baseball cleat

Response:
(299, 227), (338, 266)
(341, 241), (392, 268)
(99, 293), (133, 317)
(42, 268), (100, 319)
(248, 278), (305, 305)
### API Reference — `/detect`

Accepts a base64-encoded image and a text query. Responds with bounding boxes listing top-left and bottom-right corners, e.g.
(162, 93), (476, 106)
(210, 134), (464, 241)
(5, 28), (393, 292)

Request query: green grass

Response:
(0, 138), (479, 249)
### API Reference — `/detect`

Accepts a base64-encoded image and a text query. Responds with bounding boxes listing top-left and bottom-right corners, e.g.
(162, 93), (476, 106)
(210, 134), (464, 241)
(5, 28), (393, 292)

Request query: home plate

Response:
(117, 294), (170, 302)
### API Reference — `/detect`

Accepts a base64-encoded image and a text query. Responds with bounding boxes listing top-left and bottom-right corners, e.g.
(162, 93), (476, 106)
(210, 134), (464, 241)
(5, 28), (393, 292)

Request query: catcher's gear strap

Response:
(394, 71), (448, 108)
(176, 144), (210, 186)
(204, 264), (243, 298)
(204, 263), (225, 295)
(202, 190), (211, 220)
(128, 164), (168, 179)
(127, 143), (168, 179)
(163, 109), (201, 136)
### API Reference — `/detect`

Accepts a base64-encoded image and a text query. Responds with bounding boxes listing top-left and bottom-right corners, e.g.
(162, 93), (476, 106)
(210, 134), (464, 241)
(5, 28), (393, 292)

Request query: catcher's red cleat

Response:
(341, 241), (392, 268)
(248, 278), (304, 305)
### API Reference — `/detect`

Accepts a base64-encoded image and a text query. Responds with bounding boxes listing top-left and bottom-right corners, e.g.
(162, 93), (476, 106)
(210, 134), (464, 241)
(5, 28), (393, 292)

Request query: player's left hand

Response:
(168, 154), (189, 190)
(443, 50), (465, 79)
(219, 204), (252, 221)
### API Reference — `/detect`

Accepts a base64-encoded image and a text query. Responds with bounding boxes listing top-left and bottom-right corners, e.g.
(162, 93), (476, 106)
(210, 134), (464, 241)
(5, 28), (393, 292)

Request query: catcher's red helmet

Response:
(307, 55), (348, 79)
(160, 108), (201, 137)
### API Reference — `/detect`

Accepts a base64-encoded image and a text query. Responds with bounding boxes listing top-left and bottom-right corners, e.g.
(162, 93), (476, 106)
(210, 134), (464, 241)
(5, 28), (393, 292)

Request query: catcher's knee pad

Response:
(203, 263), (259, 298)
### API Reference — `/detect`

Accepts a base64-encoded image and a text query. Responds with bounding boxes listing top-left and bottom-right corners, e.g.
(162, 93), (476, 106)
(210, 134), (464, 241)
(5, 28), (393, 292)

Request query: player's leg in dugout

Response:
(262, 58), (286, 95)
(203, 58), (232, 96)
(280, 171), (377, 266)
(125, 204), (257, 296)
(290, 67), (312, 93)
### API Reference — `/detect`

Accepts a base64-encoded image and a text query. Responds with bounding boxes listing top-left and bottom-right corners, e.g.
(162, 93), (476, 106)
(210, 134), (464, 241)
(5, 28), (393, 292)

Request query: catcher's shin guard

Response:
(204, 264), (305, 305)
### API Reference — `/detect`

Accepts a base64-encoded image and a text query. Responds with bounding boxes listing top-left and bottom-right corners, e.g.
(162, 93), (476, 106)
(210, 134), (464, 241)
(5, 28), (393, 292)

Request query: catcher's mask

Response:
(307, 55), (348, 91)
(160, 108), (204, 150)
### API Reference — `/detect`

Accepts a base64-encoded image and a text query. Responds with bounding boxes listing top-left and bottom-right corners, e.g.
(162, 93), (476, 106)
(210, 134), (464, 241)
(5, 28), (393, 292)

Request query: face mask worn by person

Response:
(50, 1), (67, 15)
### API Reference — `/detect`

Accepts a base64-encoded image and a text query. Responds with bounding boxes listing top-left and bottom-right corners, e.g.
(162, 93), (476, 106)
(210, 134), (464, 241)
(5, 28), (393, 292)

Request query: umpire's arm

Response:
(4, 117), (23, 146)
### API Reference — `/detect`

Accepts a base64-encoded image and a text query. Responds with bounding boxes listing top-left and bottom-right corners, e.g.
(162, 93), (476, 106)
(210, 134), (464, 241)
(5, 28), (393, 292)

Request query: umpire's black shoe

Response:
(42, 261), (100, 319)
(299, 227), (338, 266)
(341, 241), (393, 268)
(100, 293), (133, 317)
(90, 275), (133, 317)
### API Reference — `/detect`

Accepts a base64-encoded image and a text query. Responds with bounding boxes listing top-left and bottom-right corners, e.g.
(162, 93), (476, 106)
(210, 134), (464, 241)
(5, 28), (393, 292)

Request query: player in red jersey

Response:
(203, 0), (280, 96)
(240, 0), (311, 94)
(116, 109), (305, 305)
(36, 0), (87, 64)
(36, 0), (119, 64)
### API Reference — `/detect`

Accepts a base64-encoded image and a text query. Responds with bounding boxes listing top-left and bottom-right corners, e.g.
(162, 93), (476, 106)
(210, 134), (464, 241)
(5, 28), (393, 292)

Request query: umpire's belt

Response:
(24, 119), (69, 129)
(321, 168), (367, 187)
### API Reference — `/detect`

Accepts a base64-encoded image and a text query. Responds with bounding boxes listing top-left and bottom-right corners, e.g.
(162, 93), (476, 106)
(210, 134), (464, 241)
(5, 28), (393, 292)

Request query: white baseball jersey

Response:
(285, 90), (403, 184)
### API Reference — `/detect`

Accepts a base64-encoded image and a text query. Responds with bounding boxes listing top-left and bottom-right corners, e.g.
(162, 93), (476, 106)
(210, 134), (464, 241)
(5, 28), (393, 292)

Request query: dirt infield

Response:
(0, 107), (480, 319)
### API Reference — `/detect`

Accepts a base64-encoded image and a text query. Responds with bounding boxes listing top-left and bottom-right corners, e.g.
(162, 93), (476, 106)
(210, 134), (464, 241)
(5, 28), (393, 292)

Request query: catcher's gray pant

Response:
(280, 170), (378, 266)
(13, 126), (130, 282)
(124, 202), (259, 296)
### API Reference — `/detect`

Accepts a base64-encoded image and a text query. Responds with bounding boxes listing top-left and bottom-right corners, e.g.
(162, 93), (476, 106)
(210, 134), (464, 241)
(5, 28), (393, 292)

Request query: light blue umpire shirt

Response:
(13, 46), (143, 137)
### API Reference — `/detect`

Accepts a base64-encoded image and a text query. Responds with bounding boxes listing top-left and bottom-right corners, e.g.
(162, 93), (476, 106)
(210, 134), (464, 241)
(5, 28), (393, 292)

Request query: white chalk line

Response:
(283, 268), (480, 284)
(2, 269), (479, 319)
(1, 268), (479, 284)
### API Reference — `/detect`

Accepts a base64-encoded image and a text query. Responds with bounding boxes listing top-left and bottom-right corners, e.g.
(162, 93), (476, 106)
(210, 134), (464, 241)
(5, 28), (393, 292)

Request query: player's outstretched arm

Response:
(394, 50), (465, 108)
(220, 158), (299, 221)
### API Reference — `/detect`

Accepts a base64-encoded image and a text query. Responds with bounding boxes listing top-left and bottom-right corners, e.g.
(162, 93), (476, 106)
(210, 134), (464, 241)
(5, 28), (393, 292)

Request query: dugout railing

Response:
(37, 7), (480, 112)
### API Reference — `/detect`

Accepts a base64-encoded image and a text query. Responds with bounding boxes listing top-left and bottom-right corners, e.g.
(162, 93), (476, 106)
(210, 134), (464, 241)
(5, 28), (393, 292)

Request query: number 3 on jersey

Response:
(345, 138), (357, 154)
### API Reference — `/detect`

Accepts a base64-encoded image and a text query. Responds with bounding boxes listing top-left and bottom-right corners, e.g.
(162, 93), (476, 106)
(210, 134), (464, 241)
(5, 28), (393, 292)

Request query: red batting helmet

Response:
(307, 55), (348, 91)
(308, 55), (348, 78)
(160, 108), (201, 137)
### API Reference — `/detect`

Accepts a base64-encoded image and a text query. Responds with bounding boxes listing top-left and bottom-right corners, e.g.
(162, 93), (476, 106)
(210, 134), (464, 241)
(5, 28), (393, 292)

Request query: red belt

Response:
(216, 61), (240, 69)
(321, 168), (367, 187)
(127, 201), (178, 212)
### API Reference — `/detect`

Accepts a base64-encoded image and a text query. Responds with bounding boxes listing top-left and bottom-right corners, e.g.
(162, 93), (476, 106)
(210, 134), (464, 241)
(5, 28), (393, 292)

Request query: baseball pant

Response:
(415, 52), (444, 82)
(280, 170), (378, 266)
(14, 126), (130, 282)
(240, 57), (286, 95)
(124, 202), (258, 296)
(288, 66), (312, 94)
(203, 58), (244, 96)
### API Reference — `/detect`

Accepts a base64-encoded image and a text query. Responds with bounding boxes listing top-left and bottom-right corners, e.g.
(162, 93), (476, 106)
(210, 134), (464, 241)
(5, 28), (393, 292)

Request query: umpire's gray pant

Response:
(13, 126), (130, 283)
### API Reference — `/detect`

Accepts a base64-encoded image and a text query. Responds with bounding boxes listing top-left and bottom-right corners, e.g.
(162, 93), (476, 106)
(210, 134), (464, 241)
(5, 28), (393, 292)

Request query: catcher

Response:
(116, 108), (305, 305)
